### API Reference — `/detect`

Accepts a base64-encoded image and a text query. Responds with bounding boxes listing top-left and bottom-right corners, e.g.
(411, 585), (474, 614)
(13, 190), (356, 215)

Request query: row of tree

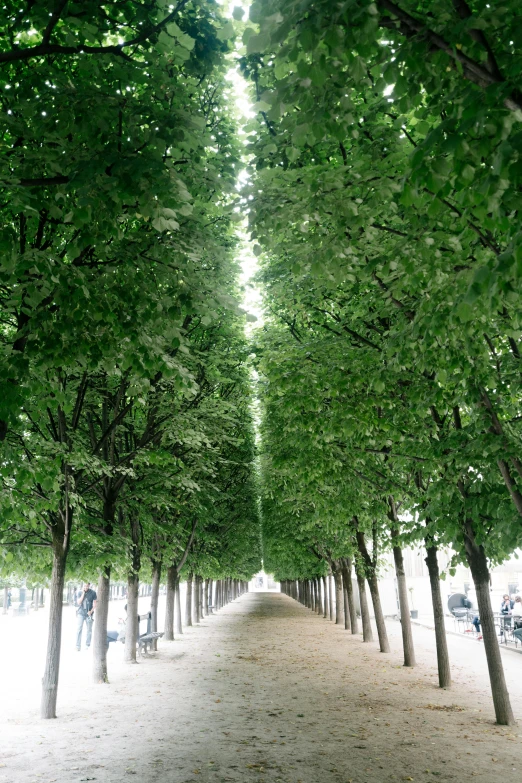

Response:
(0, 2), (261, 719)
(243, 0), (522, 726)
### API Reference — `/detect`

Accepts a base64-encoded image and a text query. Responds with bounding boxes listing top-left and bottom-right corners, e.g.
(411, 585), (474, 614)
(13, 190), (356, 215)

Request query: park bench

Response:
(115, 611), (163, 655)
(137, 611), (163, 656)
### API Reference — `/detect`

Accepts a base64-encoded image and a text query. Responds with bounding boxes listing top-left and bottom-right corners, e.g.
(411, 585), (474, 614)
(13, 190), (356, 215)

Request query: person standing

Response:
(76, 582), (97, 651)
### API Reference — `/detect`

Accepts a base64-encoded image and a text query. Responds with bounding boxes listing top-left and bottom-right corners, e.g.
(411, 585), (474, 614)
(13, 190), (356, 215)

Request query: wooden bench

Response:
(116, 611), (163, 655)
(137, 611), (163, 656)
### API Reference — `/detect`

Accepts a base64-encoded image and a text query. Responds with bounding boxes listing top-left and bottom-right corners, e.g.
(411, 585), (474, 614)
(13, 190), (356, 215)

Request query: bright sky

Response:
(227, 71), (263, 333)
(219, 1), (264, 334)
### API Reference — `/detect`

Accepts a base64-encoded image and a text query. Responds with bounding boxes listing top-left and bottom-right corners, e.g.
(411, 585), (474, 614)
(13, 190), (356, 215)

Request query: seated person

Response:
(501, 594), (514, 613)
(500, 594), (514, 634)
(107, 605), (127, 649)
(512, 596), (522, 642)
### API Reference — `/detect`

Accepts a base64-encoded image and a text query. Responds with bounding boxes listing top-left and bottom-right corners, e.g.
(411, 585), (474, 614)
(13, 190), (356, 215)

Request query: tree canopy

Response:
(1, 0), (522, 728)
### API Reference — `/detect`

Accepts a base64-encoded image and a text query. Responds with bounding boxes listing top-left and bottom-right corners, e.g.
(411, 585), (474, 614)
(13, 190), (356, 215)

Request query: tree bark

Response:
(203, 578), (209, 615)
(367, 572), (390, 653)
(334, 569), (345, 625)
(124, 515), (141, 663)
(390, 529), (415, 666)
(195, 576), (202, 623)
(463, 518), (514, 725)
(322, 575), (328, 618)
(40, 529), (68, 719)
(208, 579), (213, 613)
(150, 557), (161, 652)
(124, 573), (139, 663)
(425, 541), (451, 688)
(343, 580), (350, 630)
(92, 567), (111, 683)
(328, 574), (334, 620)
(316, 578), (323, 615)
(185, 573), (193, 626)
(342, 557), (358, 634)
(356, 568), (373, 642)
(175, 573), (183, 634)
(164, 565), (176, 641)
(356, 530), (390, 653)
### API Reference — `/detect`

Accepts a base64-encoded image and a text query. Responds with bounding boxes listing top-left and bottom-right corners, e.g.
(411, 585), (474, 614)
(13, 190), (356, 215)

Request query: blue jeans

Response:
(76, 613), (93, 649)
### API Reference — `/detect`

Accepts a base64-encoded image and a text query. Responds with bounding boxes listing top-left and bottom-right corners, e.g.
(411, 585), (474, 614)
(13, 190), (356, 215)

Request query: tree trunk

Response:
(124, 573), (139, 663)
(343, 581), (350, 630)
(150, 558), (161, 652)
(186, 574), (193, 626)
(334, 569), (344, 625)
(33, 587), (39, 611)
(328, 575), (334, 620)
(464, 519), (514, 725)
(175, 573), (183, 634)
(356, 569), (373, 642)
(41, 536), (68, 719)
(322, 575), (328, 618)
(195, 576), (201, 623)
(124, 515), (141, 663)
(208, 579), (213, 613)
(164, 565), (176, 641)
(204, 578), (209, 615)
(92, 567), (111, 684)
(316, 578), (323, 615)
(356, 530), (390, 653)
(425, 542), (451, 688)
(391, 531), (415, 666)
(367, 572), (390, 653)
(2, 585), (7, 614)
(342, 557), (358, 634)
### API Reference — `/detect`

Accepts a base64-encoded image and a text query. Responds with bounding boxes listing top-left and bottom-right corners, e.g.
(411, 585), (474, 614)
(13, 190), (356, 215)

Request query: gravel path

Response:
(2, 591), (521, 783)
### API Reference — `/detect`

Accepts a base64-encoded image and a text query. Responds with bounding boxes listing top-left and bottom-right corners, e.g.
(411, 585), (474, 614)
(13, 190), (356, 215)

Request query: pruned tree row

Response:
(0, 2), (261, 719)
(243, 0), (522, 726)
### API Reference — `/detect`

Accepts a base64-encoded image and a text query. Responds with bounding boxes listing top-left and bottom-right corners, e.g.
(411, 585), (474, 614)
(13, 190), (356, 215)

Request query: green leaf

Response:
(217, 21), (235, 41)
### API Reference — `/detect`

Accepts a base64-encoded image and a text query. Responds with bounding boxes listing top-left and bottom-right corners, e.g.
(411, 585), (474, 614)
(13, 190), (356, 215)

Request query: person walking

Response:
(76, 582), (97, 651)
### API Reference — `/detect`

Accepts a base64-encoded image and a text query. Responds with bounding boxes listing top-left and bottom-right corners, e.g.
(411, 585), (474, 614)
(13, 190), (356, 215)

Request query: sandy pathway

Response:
(2, 592), (521, 783)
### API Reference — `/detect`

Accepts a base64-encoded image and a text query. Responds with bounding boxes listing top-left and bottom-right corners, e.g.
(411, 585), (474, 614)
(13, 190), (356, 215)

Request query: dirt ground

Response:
(2, 591), (522, 783)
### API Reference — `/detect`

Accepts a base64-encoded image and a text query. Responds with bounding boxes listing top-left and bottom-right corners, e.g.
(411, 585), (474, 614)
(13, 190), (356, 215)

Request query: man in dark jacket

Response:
(76, 582), (97, 651)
